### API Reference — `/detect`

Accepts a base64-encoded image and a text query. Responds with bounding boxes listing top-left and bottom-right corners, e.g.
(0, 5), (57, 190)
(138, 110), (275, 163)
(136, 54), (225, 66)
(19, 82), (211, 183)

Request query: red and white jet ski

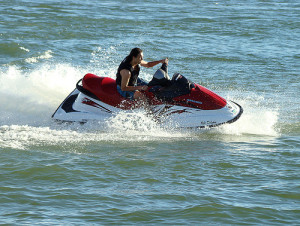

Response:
(52, 65), (243, 128)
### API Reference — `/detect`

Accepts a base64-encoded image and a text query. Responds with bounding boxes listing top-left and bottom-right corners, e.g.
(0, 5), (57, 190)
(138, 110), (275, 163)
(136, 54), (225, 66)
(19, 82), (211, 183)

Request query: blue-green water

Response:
(1, 0), (299, 225)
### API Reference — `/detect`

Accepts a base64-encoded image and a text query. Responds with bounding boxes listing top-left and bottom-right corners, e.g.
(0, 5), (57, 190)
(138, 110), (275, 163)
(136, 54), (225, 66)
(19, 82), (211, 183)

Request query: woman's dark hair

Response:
(126, 47), (143, 63)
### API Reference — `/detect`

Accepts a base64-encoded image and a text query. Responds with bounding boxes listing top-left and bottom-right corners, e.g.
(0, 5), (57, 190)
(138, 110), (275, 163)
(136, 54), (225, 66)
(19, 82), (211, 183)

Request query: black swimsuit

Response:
(116, 57), (140, 86)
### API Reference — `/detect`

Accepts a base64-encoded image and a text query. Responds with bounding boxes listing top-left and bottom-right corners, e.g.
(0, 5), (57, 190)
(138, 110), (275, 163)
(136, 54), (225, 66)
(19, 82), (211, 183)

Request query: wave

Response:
(24, 50), (53, 64)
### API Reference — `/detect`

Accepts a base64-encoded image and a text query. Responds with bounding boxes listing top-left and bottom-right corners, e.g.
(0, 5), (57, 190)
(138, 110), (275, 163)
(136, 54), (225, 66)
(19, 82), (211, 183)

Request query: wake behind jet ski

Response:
(52, 64), (243, 128)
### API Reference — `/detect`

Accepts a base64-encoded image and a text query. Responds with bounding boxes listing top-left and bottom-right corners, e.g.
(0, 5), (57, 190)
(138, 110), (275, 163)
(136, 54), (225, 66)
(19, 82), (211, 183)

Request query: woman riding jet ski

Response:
(52, 64), (243, 128)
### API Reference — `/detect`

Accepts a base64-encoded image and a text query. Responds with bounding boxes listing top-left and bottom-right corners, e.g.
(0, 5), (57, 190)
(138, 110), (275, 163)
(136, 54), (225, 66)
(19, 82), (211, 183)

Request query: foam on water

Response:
(215, 94), (279, 137)
(0, 64), (281, 150)
(25, 50), (53, 64)
(0, 119), (187, 151)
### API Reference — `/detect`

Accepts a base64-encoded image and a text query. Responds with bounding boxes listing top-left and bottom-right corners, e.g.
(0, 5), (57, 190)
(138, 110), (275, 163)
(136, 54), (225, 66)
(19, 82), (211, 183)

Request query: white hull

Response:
(52, 89), (243, 128)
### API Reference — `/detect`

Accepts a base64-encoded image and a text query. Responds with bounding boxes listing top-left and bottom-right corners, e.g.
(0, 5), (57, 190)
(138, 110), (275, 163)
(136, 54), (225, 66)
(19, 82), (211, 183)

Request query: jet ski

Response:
(52, 64), (243, 128)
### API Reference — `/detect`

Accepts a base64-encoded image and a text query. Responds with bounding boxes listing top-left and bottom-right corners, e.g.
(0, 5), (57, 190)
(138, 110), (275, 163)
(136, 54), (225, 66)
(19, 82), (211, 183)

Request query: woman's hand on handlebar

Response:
(139, 85), (148, 91)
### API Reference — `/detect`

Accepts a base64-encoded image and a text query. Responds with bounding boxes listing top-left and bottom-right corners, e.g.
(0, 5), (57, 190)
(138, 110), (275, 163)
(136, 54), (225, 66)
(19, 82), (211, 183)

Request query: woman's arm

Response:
(120, 69), (147, 91)
(140, 58), (168, 68)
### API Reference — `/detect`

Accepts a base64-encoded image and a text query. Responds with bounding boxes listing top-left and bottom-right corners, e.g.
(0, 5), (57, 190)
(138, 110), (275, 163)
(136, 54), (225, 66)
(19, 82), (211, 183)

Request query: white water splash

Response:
(0, 64), (82, 125)
(215, 92), (279, 136)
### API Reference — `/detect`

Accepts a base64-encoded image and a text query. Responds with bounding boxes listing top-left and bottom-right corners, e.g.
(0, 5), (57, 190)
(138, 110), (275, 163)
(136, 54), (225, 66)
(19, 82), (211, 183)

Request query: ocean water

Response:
(1, 0), (299, 225)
